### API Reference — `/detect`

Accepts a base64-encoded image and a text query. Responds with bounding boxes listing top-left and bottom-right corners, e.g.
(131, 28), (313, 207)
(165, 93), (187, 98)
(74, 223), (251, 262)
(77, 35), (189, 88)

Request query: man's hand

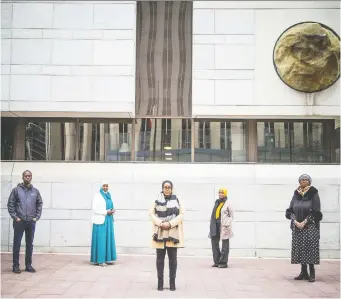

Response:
(107, 210), (113, 215)
(33, 218), (37, 222)
(15, 217), (21, 223)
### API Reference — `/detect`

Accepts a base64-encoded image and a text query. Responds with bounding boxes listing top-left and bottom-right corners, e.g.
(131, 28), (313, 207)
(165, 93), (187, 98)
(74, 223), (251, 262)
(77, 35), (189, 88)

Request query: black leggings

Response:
(156, 247), (177, 279)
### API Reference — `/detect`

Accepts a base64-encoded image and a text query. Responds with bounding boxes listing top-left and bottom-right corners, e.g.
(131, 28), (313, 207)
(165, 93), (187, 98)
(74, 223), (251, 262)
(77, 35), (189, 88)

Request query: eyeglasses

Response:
(163, 186), (171, 190)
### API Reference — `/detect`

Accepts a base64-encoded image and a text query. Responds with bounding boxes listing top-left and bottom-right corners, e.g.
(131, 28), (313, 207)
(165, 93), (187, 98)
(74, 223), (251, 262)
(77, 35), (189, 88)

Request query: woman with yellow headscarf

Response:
(208, 188), (234, 268)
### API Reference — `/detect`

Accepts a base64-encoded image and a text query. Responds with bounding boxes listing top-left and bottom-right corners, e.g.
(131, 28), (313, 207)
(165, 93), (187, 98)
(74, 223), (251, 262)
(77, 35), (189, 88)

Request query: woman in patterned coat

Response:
(285, 174), (323, 282)
(149, 180), (185, 291)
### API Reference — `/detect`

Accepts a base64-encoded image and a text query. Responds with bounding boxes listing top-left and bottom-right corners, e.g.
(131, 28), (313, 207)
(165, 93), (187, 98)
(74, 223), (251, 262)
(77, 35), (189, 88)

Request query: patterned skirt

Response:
(291, 224), (320, 265)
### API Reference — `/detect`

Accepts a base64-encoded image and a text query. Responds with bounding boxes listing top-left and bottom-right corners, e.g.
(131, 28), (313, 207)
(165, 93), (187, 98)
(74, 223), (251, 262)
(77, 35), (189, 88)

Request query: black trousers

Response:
(156, 247), (177, 279)
(211, 236), (230, 265)
(13, 220), (36, 267)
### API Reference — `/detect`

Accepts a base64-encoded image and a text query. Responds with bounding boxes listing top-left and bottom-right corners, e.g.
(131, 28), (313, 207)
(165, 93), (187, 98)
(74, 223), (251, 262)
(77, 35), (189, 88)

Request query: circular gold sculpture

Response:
(273, 22), (340, 93)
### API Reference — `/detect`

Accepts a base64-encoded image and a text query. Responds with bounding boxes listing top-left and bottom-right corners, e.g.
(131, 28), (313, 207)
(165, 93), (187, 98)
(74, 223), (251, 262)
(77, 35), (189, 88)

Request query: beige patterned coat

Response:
(149, 199), (185, 249)
(220, 200), (234, 240)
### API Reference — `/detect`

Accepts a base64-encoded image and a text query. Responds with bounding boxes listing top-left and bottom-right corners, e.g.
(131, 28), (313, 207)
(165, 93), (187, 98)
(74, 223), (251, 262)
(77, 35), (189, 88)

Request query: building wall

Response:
(1, 162), (339, 258)
(2, 1), (340, 119)
(1, 1), (136, 117)
(192, 1), (340, 117)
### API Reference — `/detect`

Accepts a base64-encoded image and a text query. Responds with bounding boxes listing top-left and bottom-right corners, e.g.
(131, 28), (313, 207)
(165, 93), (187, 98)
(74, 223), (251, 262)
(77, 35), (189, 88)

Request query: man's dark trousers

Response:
(13, 220), (36, 267)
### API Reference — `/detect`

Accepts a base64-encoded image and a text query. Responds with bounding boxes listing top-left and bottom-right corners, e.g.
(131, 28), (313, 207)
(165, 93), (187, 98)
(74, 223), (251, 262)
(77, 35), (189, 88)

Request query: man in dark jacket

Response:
(7, 170), (43, 274)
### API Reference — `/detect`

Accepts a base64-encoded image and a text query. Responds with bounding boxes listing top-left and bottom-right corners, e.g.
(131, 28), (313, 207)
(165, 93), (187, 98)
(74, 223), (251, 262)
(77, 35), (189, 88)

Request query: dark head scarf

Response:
(162, 180), (173, 190)
(162, 180), (173, 198)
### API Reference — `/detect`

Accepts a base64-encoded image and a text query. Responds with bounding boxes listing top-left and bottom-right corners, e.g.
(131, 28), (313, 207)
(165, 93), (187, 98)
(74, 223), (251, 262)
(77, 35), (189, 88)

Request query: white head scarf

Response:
(101, 182), (109, 193)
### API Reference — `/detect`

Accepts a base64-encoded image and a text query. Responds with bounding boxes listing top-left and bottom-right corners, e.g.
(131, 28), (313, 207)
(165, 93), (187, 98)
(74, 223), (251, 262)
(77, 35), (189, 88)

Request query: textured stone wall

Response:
(1, 162), (339, 258)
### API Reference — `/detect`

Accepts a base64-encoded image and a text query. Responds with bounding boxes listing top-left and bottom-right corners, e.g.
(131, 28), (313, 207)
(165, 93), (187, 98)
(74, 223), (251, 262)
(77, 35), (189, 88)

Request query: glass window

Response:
(25, 121), (77, 161)
(194, 120), (247, 162)
(334, 126), (340, 164)
(79, 121), (132, 162)
(257, 120), (335, 163)
(136, 118), (191, 162)
(1, 117), (17, 160)
(24, 120), (132, 161)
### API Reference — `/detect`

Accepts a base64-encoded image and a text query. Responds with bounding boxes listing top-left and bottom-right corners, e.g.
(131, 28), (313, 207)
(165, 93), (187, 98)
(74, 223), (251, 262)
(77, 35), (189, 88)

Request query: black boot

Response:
(157, 278), (164, 291)
(308, 264), (315, 282)
(294, 264), (309, 280)
(170, 278), (176, 291)
(12, 265), (21, 274)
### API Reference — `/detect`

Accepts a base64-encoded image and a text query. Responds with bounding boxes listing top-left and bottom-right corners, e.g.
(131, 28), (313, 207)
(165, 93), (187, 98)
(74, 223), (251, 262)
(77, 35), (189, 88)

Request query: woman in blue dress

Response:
(90, 182), (117, 266)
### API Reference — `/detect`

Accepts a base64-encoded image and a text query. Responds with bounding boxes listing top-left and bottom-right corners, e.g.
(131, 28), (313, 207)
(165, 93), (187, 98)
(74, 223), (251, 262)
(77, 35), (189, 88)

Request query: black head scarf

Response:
(162, 180), (173, 198)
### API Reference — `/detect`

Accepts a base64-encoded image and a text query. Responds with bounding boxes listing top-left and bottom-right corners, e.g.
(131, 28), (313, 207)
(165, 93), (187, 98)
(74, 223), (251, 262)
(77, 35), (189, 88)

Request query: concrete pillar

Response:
(171, 119), (182, 150)
(257, 122), (265, 146)
(110, 124), (119, 151)
(191, 119), (195, 162)
(49, 123), (62, 160)
(274, 122), (285, 148)
(150, 119), (156, 151)
(131, 121), (136, 161)
(210, 122), (220, 150)
(247, 120), (258, 162)
(135, 119), (141, 151)
(127, 123), (132, 147)
(13, 119), (26, 160)
(231, 122), (244, 151)
(231, 122), (244, 161)
(194, 121), (200, 148)
(64, 123), (76, 161)
(99, 123), (105, 161)
(81, 123), (92, 161)
(293, 122), (304, 147)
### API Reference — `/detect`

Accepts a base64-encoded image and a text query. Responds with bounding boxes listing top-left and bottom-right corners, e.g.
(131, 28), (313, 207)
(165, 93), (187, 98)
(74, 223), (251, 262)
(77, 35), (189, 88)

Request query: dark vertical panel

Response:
(135, 1), (193, 117)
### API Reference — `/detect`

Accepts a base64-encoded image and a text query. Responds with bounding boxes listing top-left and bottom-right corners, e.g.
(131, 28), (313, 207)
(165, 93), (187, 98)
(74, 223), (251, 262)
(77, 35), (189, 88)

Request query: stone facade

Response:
(1, 162), (339, 258)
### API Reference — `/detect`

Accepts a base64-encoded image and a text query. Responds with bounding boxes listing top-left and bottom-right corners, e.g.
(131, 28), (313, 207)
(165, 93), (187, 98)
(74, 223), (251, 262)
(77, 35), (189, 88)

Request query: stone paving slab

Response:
(1, 253), (340, 298)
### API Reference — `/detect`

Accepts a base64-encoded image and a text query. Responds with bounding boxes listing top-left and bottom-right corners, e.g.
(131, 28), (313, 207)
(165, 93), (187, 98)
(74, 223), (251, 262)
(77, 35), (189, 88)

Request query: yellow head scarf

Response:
(219, 188), (228, 197)
(215, 188), (228, 219)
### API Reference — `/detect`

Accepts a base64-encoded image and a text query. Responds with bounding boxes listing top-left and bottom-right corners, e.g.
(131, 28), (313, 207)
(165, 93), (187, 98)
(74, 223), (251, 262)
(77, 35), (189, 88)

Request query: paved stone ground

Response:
(1, 253), (340, 298)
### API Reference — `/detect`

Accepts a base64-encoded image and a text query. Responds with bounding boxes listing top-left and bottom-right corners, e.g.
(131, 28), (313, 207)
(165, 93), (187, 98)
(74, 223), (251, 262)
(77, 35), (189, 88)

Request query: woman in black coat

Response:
(285, 174), (323, 283)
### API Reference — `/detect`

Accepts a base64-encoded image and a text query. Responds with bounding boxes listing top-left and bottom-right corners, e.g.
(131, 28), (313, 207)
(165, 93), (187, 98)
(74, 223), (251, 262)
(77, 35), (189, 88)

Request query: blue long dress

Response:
(90, 190), (117, 264)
